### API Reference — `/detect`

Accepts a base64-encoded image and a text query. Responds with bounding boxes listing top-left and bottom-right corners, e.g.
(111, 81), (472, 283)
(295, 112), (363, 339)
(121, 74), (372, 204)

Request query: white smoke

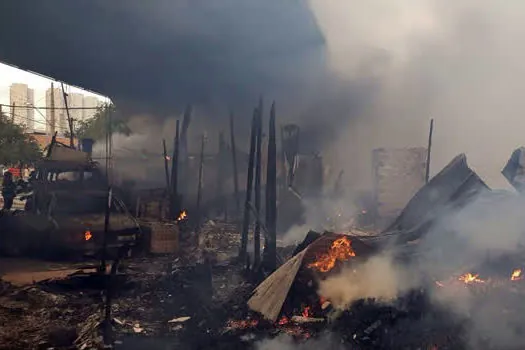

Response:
(317, 253), (417, 310)
(309, 0), (525, 190)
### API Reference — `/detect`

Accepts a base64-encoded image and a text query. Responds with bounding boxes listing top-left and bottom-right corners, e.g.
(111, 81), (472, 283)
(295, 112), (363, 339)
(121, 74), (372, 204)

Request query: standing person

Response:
(2, 172), (16, 211)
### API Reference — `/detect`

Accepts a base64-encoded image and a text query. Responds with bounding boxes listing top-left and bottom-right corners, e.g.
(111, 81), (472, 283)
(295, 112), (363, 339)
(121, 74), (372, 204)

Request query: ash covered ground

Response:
(1, 219), (525, 350)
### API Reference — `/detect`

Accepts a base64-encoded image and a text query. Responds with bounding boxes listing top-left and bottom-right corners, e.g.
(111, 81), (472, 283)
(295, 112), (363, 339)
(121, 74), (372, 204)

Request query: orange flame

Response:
(511, 269), (522, 281)
(308, 236), (355, 272)
(84, 230), (92, 241)
(278, 316), (289, 325)
(177, 210), (188, 221)
(458, 273), (484, 284)
(302, 306), (312, 318)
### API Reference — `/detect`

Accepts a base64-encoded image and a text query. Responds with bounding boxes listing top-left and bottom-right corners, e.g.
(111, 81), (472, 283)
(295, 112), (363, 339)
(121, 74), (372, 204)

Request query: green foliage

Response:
(0, 113), (42, 165)
(71, 104), (131, 141)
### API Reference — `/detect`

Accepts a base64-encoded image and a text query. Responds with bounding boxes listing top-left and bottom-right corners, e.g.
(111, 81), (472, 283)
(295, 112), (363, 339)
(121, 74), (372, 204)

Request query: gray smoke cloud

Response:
(310, 0), (525, 190)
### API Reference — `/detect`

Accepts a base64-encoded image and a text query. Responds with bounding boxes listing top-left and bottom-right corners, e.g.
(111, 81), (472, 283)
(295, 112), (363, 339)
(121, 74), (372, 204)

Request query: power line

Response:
(0, 103), (102, 110)
(5, 110), (69, 131)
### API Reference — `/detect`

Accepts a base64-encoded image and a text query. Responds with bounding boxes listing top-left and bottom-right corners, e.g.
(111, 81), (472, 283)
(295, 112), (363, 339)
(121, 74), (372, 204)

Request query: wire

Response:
(0, 103), (101, 110)
(6, 110), (69, 131)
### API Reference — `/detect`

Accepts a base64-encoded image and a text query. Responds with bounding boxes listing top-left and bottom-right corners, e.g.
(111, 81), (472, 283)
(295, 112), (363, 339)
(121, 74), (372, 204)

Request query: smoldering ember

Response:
(2, 99), (525, 350)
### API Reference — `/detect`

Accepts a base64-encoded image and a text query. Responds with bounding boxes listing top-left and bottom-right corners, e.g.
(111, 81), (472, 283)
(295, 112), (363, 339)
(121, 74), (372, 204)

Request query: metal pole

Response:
(253, 101), (263, 269)
(229, 112), (241, 217)
(425, 118), (434, 183)
(162, 139), (171, 192)
(240, 109), (258, 259)
(264, 102), (277, 271)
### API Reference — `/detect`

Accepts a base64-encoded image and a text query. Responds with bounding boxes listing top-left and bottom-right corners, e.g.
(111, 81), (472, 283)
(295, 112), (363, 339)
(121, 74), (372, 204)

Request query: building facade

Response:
(83, 96), (100, 121)
(9, 83), (35, 131)
(1, 61), (110, 136)
(45, 87), (67, 135)
(68, 92), (84, 125)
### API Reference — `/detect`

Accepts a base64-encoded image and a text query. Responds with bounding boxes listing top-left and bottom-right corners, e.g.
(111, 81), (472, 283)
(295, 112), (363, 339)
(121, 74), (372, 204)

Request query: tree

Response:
(71, 104), (131, 141)
(0, 113), (42, 165)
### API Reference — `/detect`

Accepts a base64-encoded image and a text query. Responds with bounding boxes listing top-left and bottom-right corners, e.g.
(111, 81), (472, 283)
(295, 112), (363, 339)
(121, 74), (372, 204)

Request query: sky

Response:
(0, 62), (110, 133)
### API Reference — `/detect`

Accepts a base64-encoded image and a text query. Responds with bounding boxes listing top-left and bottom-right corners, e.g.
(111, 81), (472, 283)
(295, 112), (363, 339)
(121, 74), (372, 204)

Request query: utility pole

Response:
(60, 82), (74, 148)
(240, 108), (258, 260)
(253, 99), (263, 269)
(229, 112), (240, 217)
(425, 118), (434, 183)
(264, 102), (277, 271)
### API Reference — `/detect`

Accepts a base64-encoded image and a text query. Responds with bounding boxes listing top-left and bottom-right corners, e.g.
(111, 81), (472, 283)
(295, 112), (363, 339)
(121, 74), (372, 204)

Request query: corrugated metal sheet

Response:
(385, 154), (490, 241)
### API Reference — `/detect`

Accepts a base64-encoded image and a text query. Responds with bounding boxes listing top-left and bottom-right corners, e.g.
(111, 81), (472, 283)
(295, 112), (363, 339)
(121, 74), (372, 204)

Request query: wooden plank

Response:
(247, 249), (306, 322)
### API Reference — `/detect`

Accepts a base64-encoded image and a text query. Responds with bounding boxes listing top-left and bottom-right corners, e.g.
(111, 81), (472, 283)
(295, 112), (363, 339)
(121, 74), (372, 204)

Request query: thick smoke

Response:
(418, 192), (525, 347)
(317, 253), (417, 310)
(310, 0), (525, 189)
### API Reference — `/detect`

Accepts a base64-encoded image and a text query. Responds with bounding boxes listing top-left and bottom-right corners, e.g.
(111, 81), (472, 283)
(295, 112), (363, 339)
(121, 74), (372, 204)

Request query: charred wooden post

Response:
(103, 244), (128, 345)
(170, 120), (180, 219)
(179, 105), (192, 201)
(229, 112), (241, 217)
(254, 101), (263, 269)
(162, 139), (171, 193)
(196, 133), (206, 233)
(216, 132), (227, 219)
(99, 187), (113, 274)
(264, 102), (277, 271)
(281, 124), (300, 188)
(425, 118), (434, 183)
(240, 109), (258, 259)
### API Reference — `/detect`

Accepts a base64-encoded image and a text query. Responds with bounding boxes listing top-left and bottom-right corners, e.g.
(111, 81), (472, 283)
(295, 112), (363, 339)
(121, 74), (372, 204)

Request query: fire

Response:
(511, 269), (522, 281)
(458, 273), (484, 284)
(308, 236), (356, 272)
(302, 306), (312, 318)
(84, 230), (92, 241)
(319, 296), (331, 310)
(277, 316), (289, 325)
(177, 210), (188, 221)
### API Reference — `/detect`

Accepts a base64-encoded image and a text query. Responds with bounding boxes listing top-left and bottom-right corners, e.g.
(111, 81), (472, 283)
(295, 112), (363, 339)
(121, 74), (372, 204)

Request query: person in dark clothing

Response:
(2, 172), (17, 211)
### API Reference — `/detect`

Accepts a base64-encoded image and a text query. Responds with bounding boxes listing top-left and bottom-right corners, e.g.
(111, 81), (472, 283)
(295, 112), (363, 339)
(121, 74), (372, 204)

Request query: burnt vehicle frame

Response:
(0, 144), (141, 259)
